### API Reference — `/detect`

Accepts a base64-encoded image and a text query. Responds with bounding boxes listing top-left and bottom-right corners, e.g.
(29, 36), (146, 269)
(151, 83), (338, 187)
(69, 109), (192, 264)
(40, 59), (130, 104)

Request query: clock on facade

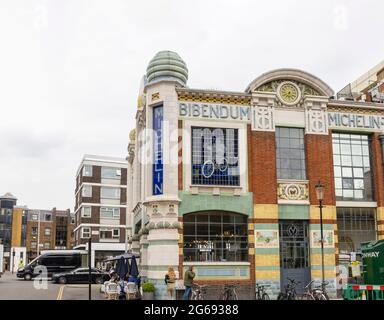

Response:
(277, 81), (301, 105)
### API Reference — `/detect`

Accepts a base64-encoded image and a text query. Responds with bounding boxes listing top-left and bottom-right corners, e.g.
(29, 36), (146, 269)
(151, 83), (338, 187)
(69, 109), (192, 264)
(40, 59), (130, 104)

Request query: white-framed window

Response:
(82, 185), (92, 197)
(101, 167), (121, 179)
(44, 242), (50, 249)
(81, 206), (92, 218)
(81, 227), (91, 238)
(31, 227), (38, 235)
(83, 165), (93, 177)
(31, 241), (37, 249)
(112, 229), (120, 238)
(32, 214), (38, 221)
(100, 207), (120, 219)
(100, 228), (120, 239)
(100, 187), (120, 199)
(44, 228), (51, 236)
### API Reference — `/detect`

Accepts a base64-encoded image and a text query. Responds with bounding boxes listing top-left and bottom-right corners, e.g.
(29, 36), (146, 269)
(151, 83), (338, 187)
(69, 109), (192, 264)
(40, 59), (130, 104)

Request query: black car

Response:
(52, 267), (110, 284)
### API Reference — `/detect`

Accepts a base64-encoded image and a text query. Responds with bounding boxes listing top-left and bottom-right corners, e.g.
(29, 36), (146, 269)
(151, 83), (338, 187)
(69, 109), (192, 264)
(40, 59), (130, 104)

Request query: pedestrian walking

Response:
(18, 259), (24, 269)
(164, 267), (176, 300)
(182, 266), (195, 300)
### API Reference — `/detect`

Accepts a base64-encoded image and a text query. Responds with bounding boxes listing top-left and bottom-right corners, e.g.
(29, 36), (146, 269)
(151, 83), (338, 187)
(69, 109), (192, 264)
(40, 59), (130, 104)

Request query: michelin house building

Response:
(126, 51), (384, 299)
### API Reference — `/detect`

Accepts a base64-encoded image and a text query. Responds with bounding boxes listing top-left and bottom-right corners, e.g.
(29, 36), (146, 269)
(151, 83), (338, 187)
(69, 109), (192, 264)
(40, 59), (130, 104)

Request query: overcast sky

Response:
(0, 0), (383, 210)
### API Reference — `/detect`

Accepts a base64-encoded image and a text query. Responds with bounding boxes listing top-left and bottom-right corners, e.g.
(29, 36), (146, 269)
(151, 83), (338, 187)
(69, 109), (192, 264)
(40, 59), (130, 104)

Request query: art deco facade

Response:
(126, 51), (384, 299)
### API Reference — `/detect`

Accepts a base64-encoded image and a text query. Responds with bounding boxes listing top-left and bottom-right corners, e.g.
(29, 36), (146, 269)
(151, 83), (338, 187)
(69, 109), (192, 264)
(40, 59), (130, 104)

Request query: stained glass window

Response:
(191, 127), (239, 186)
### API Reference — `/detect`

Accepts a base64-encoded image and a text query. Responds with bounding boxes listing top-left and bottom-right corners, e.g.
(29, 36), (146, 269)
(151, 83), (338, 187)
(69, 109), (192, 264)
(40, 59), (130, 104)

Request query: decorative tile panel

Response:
(277, 181), (309, 202)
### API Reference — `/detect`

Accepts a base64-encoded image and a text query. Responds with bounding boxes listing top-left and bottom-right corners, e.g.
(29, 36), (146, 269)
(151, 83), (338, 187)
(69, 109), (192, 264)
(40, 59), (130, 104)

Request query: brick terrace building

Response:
(126, 51), (384, 299)
(73, 154), (128, 268)
(26, 208), (75, 262)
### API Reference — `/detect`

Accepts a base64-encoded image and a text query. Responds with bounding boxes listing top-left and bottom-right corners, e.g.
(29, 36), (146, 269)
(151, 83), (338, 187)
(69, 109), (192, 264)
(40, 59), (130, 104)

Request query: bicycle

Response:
(277, 278), (300, 300)
(301, 280), (317, 300)
(301, 280), (330, 300)
(316, 281), (329, 300)
(255, 283), (270, 300)
(220, 283), (238, 300)
(190, 283), (208, 300)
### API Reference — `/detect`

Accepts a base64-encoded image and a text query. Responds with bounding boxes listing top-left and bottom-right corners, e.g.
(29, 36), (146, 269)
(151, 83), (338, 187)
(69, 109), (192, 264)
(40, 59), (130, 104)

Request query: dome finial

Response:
(146, 50), (188, 86)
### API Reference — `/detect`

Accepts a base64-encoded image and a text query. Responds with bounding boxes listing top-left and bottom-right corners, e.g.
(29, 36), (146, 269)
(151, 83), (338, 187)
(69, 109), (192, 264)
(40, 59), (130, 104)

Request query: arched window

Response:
(183, 211), (248, 262)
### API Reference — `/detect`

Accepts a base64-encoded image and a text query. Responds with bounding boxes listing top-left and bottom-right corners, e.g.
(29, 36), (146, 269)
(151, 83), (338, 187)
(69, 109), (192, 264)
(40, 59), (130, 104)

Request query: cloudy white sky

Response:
(0, 0), (383, 210)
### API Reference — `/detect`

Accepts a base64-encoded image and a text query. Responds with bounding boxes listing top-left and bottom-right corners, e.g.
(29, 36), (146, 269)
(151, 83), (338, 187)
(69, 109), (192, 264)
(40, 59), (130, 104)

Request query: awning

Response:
(103, 252), (140, 262)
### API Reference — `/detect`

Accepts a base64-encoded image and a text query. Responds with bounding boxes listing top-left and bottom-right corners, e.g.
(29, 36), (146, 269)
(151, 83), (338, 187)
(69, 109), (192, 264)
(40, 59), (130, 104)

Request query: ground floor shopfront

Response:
(133, 193), (379, 299)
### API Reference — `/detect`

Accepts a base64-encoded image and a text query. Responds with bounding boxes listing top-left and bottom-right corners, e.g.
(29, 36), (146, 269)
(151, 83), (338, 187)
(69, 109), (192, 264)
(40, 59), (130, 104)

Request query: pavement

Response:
(0, 271), (105, 300)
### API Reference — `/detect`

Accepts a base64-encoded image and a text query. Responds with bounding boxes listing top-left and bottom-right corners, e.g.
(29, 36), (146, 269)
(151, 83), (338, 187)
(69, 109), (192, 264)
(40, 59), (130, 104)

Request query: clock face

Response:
(278, 82), (301, 105)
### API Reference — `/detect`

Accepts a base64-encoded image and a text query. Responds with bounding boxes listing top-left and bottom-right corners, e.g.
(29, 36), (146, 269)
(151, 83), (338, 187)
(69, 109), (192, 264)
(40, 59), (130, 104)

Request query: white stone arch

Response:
(245, 68), (334, 97)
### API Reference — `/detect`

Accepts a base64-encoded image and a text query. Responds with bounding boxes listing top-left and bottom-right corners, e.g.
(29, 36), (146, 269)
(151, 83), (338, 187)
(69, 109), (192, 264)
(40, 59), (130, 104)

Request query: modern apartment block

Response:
(74, 154), (128, 268)
(25, 208), (75, 262)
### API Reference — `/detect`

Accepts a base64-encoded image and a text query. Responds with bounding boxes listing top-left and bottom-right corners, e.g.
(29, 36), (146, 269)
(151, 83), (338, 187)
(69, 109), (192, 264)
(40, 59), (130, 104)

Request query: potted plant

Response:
(142, 281), (155, 300)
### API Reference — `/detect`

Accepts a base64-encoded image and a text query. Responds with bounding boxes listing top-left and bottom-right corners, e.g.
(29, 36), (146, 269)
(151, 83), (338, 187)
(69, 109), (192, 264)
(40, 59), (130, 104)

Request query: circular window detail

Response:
(277, 81), (301, 106)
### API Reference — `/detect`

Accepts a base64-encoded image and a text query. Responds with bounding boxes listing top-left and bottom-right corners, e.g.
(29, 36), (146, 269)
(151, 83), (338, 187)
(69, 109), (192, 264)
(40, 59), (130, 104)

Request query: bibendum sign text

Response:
(178, 102), (384, 132)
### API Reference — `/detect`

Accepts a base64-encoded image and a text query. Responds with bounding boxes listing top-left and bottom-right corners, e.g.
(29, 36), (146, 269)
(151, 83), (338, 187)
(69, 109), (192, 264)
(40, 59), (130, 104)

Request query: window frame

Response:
(100, 187), (120, 199)
(332, 133), (373, 201)
(101, 167), (121, 180)
(191, 126), (240, 187)
(83, 165), (93, 177)
(275, 127), (307, 180)
(82, 185), (92, 198)
(81, 206), (92, 218)
(183, 211), (248, 263)
(100, 207), (120, 219)
(81, 227), (91, 239)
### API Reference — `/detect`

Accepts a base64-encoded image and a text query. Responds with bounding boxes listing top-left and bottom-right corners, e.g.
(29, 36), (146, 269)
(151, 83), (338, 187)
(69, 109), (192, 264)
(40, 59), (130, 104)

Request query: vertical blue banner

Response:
(153, 105), (163, 195)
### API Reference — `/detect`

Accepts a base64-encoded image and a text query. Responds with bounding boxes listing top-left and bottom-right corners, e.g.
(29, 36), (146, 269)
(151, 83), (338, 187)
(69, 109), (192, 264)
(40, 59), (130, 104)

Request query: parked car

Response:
(17, 250), (87, 280)
(52, 267), (110, 284)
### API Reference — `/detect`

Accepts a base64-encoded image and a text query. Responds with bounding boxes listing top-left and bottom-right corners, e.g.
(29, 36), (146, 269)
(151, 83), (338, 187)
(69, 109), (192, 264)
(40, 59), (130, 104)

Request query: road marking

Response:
(57, 285), (65, 300)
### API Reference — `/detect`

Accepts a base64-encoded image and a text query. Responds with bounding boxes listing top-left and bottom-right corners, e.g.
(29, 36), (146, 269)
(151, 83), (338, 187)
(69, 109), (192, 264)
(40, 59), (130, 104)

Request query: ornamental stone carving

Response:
(305, 100), (328, 135)
(277, 181), (309, 201)
(251, 105), (275, 131)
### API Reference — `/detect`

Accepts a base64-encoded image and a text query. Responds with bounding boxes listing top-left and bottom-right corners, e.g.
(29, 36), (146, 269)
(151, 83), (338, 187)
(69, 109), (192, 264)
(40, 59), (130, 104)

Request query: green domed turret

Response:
(146, 50), (188, 86)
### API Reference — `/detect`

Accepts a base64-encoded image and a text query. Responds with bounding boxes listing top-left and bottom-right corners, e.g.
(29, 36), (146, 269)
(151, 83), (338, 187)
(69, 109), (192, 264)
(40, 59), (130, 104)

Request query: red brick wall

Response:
(305, 131), (336, 206)
(249, 128), (277, 204)
(370, 133), (384, 207)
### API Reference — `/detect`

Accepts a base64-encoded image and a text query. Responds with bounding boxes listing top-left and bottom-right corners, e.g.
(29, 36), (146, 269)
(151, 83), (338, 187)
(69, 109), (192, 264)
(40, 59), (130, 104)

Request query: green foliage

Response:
(142, 281), (155, 292)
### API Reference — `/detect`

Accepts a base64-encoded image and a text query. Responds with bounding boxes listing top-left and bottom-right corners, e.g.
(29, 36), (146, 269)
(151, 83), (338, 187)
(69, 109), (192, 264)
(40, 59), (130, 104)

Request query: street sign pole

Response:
(88, 237), (92, 300)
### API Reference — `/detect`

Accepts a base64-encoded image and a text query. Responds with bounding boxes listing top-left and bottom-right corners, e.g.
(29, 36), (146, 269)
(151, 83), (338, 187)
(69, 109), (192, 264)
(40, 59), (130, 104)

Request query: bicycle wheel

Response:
(277, 293), (286, 300)
(317, 293), (327, 300)
(301, 293), (315, 300)
(262, 293), (270, 300)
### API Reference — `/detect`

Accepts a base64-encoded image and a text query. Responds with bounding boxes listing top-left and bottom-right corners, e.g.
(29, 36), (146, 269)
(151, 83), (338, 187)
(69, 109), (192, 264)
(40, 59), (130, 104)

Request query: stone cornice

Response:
(328, 99), (384, 111)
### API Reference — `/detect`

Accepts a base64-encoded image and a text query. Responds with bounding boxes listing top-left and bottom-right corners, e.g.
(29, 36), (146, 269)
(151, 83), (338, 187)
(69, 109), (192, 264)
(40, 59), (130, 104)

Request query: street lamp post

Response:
(88, 237), (92, 300)
(315, 181), (325, 288)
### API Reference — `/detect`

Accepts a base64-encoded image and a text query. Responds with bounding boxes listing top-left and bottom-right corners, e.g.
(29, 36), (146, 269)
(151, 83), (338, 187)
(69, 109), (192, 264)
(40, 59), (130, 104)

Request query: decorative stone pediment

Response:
(245, 68), (334, 98)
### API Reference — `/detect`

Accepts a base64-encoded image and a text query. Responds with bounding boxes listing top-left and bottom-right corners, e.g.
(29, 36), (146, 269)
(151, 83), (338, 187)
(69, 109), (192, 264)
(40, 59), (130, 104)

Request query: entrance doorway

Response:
(279, 220), (311, 294)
